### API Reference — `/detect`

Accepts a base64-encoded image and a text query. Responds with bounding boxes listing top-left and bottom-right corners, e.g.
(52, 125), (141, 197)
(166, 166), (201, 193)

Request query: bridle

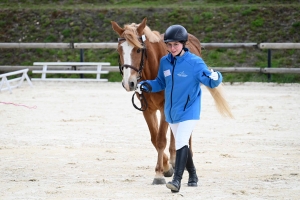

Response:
(117, 35), (147, 80)
(117, 35), (148, 112)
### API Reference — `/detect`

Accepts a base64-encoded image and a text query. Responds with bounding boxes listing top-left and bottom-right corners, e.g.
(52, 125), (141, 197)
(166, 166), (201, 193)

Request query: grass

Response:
(1, 0), (299, 9)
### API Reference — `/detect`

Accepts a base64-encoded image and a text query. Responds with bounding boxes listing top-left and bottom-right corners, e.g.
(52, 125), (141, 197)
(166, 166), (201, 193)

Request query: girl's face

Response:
(166, 41), (183, 57)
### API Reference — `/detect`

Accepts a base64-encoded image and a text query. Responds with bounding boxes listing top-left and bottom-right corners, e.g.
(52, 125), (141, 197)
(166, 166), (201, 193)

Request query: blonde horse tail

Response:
(206, 84), (234, 119)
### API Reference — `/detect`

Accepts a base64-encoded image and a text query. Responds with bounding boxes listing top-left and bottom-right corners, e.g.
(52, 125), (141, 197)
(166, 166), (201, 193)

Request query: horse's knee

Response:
(156, 138), (167, 149)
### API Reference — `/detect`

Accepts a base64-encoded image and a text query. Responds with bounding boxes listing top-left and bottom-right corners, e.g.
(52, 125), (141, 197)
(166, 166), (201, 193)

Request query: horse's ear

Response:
(111, 21), (124, 36)
(137, 18), (147, 36)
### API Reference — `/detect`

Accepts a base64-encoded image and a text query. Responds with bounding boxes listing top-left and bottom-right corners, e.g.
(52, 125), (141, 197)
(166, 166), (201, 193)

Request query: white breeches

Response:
(169, 120), (198, 150)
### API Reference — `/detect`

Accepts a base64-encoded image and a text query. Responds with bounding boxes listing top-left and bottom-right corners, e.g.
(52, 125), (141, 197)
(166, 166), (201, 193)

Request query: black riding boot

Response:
(186, 147), (198, 186)
(166, 145), (188, 193)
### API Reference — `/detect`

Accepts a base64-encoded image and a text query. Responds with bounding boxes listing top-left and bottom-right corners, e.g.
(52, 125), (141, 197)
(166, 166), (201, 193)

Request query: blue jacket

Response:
(142, 48), (222, 123)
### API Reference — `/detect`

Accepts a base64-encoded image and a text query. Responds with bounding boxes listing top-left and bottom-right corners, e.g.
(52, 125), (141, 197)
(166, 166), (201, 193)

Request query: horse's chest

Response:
(145, 92), (165, 110)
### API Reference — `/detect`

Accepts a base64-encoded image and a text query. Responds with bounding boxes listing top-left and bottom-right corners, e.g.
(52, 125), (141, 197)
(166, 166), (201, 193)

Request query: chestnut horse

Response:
(111, 18), (233, 185)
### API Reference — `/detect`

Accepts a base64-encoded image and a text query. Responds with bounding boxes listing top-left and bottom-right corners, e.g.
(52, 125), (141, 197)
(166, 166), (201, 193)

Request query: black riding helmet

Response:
(164, 25), (188, 43)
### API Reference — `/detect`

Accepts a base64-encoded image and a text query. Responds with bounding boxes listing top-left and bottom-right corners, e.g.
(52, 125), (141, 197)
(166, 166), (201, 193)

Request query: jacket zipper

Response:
(169, 59), (176, 123)
(183, 95), (190, 111)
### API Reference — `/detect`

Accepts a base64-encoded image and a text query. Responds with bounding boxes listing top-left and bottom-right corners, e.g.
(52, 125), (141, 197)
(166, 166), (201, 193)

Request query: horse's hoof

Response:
(152, 178), (166, 185)
(163, 167), (174, 177)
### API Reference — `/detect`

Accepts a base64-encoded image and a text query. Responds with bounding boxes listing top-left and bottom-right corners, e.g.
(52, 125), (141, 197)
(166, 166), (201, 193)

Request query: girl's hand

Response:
(209, 69), (219, 80)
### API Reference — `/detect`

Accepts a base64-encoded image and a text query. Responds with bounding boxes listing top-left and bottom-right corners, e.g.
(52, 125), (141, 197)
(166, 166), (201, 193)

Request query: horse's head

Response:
(111, 18), (149, 91)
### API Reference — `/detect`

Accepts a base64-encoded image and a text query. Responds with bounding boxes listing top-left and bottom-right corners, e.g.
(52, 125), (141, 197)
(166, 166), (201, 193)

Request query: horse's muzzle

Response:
(122, 80), (136, 91)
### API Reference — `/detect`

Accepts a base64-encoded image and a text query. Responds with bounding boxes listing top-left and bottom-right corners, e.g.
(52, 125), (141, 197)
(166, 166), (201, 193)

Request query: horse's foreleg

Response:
(142, 110), (167, 185)
(156, 119), (174, 179)
(169, 128), (176, 168)
(189, 133), (193, 156)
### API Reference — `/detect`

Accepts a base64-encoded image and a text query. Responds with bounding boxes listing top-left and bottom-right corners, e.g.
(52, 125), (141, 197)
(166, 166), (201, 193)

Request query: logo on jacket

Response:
(177, 71), (187, 77)
(164, 69), (171, 77)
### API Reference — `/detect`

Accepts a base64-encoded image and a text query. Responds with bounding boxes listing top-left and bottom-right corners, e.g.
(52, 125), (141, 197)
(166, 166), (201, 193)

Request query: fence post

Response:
(80, 49), (84, 78)
(267, 49), (271, 82)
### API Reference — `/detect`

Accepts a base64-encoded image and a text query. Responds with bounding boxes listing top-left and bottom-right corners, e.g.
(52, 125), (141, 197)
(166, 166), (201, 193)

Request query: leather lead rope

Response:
(132, 92), (148, 111)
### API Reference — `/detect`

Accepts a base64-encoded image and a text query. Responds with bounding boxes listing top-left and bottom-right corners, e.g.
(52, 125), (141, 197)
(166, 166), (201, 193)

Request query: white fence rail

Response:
(0, 69), (33, 93)
(259, 43), (300, 49)
(0, 65), (116, 72)
(31, 62), (110, 81)
(0, 43), (71, 49)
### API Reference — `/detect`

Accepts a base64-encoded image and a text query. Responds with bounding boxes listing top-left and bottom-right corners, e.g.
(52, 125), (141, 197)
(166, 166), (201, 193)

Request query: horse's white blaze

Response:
(121, 41), (134, 85)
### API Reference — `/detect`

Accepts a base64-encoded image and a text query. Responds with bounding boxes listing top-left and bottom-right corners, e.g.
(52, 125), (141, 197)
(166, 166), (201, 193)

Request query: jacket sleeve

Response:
(141, 60), (166, 93)
(195, 62), (223, 88)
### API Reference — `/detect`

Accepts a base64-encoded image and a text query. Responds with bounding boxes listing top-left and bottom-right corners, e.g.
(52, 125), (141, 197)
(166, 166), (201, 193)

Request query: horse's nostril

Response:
(129, 82), (135, 89)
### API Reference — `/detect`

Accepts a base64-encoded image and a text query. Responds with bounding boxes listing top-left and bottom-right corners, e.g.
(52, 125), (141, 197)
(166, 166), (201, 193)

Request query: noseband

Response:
(118, 35), (147, 80)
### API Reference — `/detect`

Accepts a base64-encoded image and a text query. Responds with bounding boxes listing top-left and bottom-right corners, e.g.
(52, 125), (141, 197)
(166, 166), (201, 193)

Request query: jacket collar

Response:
(167, 47), (190, 64)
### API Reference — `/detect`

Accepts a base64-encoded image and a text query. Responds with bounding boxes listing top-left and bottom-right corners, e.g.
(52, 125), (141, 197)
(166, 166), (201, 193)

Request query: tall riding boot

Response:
(186, 147), (198, 186)
(166, 145), (188, 193)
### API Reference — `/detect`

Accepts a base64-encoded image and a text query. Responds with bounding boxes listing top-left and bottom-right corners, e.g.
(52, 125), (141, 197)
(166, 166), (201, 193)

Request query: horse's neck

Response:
(142, 42), (167, 80)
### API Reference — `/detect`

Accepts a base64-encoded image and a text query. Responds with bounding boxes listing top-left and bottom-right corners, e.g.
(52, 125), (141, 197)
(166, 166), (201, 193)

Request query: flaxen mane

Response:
(123, 23), (161, 48)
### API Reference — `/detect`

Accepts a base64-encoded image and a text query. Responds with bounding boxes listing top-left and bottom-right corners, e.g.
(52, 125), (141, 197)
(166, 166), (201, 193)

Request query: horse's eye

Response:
(137, 49), (141, 53)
